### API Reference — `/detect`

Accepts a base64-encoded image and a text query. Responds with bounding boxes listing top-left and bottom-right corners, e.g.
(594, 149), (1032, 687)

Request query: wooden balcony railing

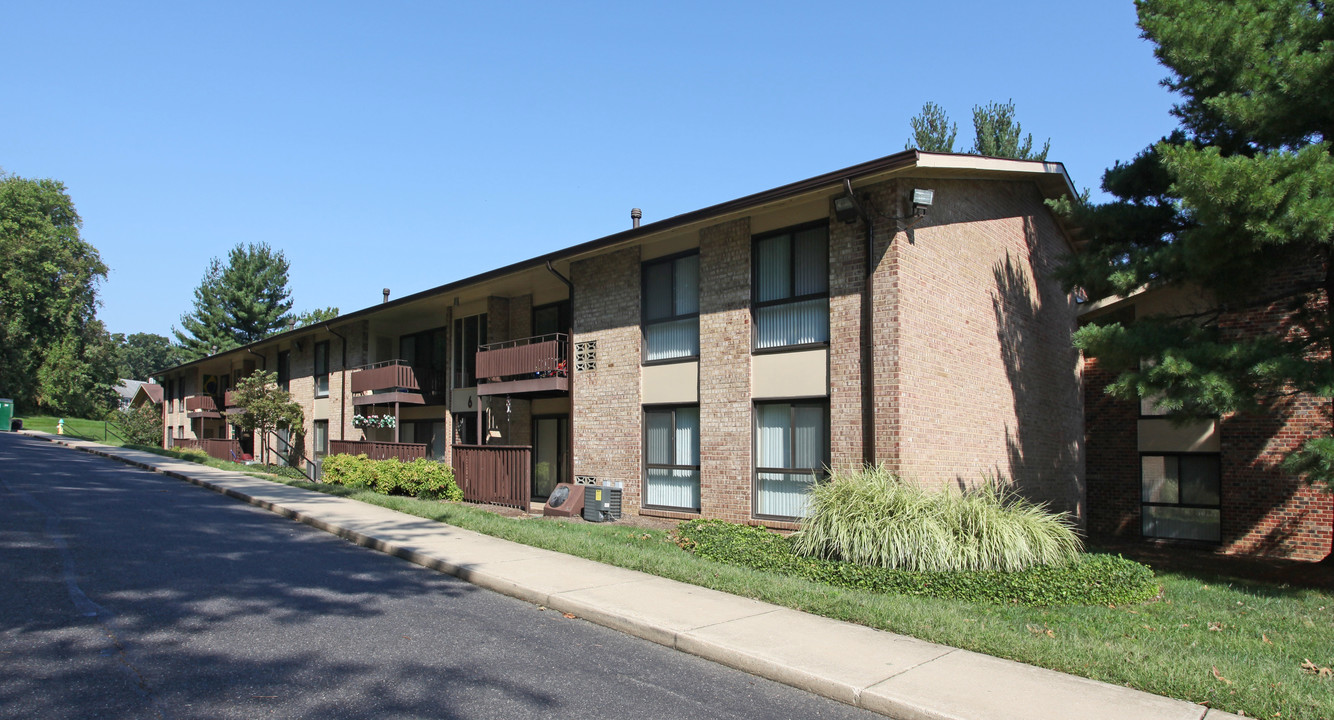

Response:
(329, 439), (427, 462)
(224, 390), (237, 408)
(452, 445), (531, 509)
(475, 334), (568, 396)
(185, 395), (219, 412)
(350, 360), (433, 405)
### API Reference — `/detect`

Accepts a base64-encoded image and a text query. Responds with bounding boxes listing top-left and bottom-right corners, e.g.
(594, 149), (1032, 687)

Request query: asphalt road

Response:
(0, 433), (879, 720)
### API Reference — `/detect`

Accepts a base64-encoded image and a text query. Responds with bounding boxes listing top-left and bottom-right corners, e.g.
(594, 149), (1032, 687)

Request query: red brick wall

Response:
(698, 218), (753, 523)
(571, 247), (643, 508)
(1084, 357), (1141, 537)
(888, 179), (1084, 517)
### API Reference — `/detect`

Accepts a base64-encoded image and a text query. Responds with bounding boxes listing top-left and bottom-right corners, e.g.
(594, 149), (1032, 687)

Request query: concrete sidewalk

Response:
(19, 431), (1241, 720)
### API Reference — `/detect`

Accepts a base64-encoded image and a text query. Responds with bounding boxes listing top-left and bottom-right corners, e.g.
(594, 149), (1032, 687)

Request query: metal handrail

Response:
(264, 428), (318, 482)
(478, 333), (567, 352)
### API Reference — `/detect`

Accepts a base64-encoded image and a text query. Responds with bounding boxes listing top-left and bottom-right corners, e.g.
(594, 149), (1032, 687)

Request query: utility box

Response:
(0, 399), (12, 432)
(583, 484), (622, 523)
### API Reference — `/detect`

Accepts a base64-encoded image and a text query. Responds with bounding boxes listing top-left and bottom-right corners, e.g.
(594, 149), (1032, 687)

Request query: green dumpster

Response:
(0, 398), (12, 432)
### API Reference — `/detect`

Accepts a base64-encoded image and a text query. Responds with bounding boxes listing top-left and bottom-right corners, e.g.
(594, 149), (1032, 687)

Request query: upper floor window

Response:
(753, 223), (828, 350)
(314, 341), (330, 398)
(533, 301), (571, 336)
(277, 351), (291, 393)
(643, 253), (700, 362)
(453, 313), (488, 388)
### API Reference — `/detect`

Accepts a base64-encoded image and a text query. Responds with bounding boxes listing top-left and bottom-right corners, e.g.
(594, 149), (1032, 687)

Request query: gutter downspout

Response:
(546, 261), (575, 484)
(842, 178), (877, 466)
(324, 323), (349, 441)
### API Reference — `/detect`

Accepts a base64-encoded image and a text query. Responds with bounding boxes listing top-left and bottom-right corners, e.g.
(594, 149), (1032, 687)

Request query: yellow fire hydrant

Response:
(57, 418), (64, 435)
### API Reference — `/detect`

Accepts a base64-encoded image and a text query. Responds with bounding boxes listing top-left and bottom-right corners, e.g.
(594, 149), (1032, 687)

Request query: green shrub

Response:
(792, 466), (1082, 572)
(677, 519), (1157, 607)
(320, 453), (461, 501)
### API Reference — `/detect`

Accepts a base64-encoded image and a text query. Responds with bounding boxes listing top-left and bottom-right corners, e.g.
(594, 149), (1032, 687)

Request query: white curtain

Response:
(645, 255), (700, 361)
(646, 317), (700, 360)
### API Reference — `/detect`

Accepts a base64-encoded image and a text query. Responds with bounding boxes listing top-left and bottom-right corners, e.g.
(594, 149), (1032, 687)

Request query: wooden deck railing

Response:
(350, 361), (420, 394)
(451, 445), (531, 509)
(185, 395), (220, 412)
(329, 439), (427, 462)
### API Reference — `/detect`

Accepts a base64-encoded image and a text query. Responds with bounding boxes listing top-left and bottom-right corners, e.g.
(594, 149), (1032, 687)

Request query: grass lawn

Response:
(45, 438), (1334, 719)
(16, 415), (130, 446)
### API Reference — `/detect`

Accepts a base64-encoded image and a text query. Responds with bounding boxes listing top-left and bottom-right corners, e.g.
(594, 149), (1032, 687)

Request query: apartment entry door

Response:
(532, 415), (568, 500)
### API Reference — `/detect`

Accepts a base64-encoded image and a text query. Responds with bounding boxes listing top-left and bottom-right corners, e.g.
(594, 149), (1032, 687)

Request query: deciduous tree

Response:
(230, 370), (303, 465)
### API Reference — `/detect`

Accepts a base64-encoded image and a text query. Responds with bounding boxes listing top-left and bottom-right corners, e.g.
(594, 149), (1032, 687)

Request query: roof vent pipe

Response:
(631, 208), (642, 229)
(382, 288), (390, 304)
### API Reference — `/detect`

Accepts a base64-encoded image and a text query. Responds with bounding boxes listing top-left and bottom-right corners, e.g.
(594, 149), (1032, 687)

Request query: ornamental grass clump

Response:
(791, 465), (1081, 572)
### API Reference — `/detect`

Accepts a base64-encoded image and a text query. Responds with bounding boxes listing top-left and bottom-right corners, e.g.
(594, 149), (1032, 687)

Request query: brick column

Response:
(699, 218), (753, 522)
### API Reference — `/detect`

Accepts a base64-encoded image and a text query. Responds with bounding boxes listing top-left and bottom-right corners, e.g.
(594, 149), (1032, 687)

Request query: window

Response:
(644, 406), (700, 511)
(1141, 454), (1221, 542)
(313, 420), (328, 457)
(754, 400), (828, 518)
(533, 301), (571, 336)
(453, 313), (488, 388)
(314, 341), (330, 398)
(277, 351), (291, 392)
(642, 253), (700, 362)
(401, 327), (449, 397)
(753, 223), (828, 350)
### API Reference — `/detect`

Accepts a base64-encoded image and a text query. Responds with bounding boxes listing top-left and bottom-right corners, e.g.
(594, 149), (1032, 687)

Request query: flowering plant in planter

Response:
(353, 413), (396, 429)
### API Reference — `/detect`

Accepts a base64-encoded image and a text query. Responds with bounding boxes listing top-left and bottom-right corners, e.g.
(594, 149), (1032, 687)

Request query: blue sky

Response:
(2, 2), (1179, 339)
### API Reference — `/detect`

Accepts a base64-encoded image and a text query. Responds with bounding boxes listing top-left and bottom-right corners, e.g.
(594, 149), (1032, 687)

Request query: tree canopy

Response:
(0, 172), (118, 414)
(905, 100), (1049, 160)
(174, 242), (295, 360)
(1054, 0), (1334, 489)
(111, 332), (183, 380)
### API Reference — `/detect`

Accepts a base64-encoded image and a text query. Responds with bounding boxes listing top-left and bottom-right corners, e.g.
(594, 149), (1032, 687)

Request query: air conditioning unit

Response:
(583, 484), (622, 523)
(542, 483), (585, 518)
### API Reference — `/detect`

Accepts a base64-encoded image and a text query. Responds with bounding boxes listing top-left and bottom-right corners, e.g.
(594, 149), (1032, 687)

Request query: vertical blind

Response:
(645, 407), (700, 509)
(645, 255), (700, 360)
(755, 403), (825, 518)
(754, 227), (828, 349)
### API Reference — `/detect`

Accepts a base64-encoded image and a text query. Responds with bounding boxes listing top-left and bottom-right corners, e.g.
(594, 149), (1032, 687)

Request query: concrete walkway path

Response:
(18, 431), (1242, 720)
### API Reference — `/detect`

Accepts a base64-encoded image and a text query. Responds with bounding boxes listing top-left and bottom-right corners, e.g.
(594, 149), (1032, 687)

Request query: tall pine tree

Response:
(1055, 0), (1334, 489)
(174, 242), (294, 360)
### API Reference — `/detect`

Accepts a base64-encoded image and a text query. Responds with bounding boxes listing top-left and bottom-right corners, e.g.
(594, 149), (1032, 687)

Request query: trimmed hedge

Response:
(676, 519), (1158, 607)
(320, 454), (463, 501)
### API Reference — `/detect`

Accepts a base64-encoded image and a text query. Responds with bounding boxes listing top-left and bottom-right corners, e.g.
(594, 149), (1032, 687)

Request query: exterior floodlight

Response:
(834, 194), (860, 224)
(911, 188), (934, 216)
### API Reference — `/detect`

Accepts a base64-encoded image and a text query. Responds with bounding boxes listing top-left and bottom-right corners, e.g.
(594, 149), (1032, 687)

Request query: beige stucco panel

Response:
(642, 361), (699, 404)
(752, 349), (828, 399)
(451, 387), (477, 414)
(312, 397), (330, 418)
(1138, 418), (1220, 453)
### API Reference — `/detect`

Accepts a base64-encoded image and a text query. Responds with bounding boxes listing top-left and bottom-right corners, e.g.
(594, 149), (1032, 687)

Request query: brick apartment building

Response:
(1080, 273), (1334, 561)
(157, 149), (1330, 562)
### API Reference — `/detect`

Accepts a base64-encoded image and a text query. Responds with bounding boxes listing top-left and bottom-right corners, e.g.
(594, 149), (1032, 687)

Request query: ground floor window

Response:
(1141, 453), (1221, 542)
(313, 420), (328, 457)
(644, 405), (700, 511)
(754, 400), (828, 519)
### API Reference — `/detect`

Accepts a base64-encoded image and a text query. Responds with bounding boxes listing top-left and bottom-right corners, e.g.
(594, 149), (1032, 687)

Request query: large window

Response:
(754, 401), (828, 519)
(533, 301), (571, 336)
(314, 341), (330, 398)
(1141, 454), (1221, 542)
(644, 405), (700, 511)
(452, 313), (488, 388)
(402, 326), (449, 397)
(753, 223), (828, 350)
(642, 253), (700, 362)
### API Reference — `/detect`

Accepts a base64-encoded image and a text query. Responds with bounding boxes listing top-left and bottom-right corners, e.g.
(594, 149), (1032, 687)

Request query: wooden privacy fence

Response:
(452, 445), (531, 509)
(174, 437), (242, 462)
(329, 440), (427, 462)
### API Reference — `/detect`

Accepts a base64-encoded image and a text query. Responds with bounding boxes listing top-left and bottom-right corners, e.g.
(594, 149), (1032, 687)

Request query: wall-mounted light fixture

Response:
(912, 188), (934, 217)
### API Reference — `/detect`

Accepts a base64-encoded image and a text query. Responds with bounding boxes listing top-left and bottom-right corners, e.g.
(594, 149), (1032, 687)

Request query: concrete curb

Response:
(17, 431), (1245, 720)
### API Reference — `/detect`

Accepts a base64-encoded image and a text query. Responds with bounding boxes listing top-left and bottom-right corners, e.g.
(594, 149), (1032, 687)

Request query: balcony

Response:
(185, 395), (223, 419)
(223, 389), (245, 416)
(350, 360), (426, 406)
(475, 333), (568, 397)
